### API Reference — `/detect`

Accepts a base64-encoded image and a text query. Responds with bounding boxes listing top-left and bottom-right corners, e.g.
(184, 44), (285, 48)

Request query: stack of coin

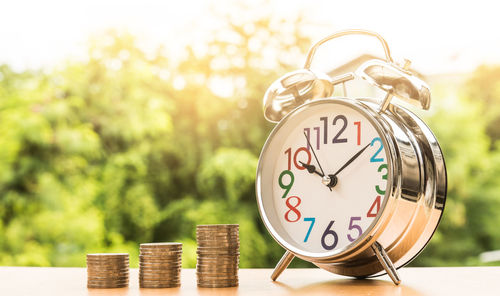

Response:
(139, 242), (182, 288)
(86, 253), (129, 289)
(196, 224), (239, 288)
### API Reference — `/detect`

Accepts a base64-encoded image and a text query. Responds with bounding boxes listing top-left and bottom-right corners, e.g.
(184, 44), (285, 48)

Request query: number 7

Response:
(303, 217), (316, 242)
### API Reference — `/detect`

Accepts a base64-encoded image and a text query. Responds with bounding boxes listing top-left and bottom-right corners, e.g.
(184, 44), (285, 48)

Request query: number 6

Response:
(321, 220), (338, 250)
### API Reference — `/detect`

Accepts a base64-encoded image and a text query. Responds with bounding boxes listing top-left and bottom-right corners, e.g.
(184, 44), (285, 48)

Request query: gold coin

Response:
(196, 269), (238, 275)
(196, 264), (238, 269)
(196, 263), (238, 269)
(196, 243), (239, 248)
(88, 276), (129, 281)
(139, 257), (181, 262)
(139, 268), (181, 273)
(140, 242), (182, 248)
(197, 279), (238, 285)
(196, 264), (238, 270)
(88, 283), (129, 289)
(139, 249), (181, 253)
(139, 261), (181, 266)
(87, 253), (128, 257)
(87, 284), (128, 289)
(196, 230), (239, 235)
(197, 273), (237, 279)
(196, 234), (239, 239)
(196, 257), (239, 261)
(196, 238), (239, 242)
(87, 256), (128, 262)
(139, 273), (181, 281)
(140, 283), (180, 288)
(139, 271), (181, 276)
(139, 267), (182, 273)
(196, 256), (238, 261)
(139, 253), (182, 258)
(87, 267), (129, 273)
(139, 269), (181, 275)
(197, 283), (238, 288)
(197, 280), (238, 284)
(86, 262), (129, 267)
(139, 268), (182, 274)
(86, 261), (129, 266)
(197, 224), (238, 228)
(87, 280), (129, 286)
(196, 249), (239, 254)
(86, 265), (129, 270)
(196, 267), (238, 273)
(139, 279), (181, 285)
(139, 251), (182, 256)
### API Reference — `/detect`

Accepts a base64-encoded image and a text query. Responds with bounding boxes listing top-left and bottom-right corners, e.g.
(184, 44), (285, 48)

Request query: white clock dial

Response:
(259, 100), (391, 256)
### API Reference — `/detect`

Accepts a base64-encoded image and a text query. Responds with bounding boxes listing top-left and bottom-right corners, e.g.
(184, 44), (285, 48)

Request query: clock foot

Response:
(271, 251), (295, 281)
(371, 241), (401, 285)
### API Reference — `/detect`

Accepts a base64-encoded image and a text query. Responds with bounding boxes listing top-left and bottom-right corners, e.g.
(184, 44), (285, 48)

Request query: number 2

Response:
(332, 115), (348, 143)
(370, 137), (384, 162)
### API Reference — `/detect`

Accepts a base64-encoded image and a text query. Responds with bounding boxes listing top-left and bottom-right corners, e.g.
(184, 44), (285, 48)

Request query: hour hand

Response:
(299, 161), (324, 177)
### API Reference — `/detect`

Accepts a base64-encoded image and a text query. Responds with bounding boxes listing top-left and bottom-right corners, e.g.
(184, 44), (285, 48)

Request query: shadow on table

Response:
(87, 287), (131, 296)
(273, 278), (424, 296)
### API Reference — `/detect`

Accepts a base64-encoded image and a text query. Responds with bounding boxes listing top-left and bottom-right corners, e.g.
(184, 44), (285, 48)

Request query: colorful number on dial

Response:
(303, 217), (315, 242)
(278, 170), (294, 199)
(284, 196), (302, 222)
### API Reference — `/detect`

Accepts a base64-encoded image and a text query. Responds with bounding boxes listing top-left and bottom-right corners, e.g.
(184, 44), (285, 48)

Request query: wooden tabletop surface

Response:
(1, 267), (499, 296)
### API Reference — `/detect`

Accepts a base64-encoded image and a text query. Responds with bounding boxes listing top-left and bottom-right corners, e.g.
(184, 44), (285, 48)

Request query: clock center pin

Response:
(322, 174), (338, 188)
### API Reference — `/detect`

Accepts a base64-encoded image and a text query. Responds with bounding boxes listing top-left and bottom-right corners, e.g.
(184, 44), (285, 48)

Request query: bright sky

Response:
(1, 0), (499, 75)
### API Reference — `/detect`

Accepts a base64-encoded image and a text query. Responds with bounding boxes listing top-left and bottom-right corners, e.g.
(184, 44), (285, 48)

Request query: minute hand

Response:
(332, 143), (371, 177)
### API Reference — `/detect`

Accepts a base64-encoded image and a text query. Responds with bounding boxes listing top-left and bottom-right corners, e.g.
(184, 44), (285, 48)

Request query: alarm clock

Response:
(255, 30), (446, 285)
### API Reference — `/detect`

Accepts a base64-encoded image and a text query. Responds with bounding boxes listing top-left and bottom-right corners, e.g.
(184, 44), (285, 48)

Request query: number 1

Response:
(303, 217), (315, 242)
(354, 121), (361, 146)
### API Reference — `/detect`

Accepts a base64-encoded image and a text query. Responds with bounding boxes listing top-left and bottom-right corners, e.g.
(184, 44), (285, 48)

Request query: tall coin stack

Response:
(196, 224), (239, 288)
(139, 242), (183, 288)
(86, 253), (129, 289)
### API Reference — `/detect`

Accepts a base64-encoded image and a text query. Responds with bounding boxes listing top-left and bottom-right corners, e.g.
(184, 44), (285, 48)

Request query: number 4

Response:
(367, 196), (381, 218)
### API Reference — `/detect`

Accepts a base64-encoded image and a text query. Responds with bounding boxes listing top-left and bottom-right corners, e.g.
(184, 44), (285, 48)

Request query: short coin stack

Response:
(196, 224), (239, 288)
(86, 253), (129, 289)
(139, 242), (183, 288)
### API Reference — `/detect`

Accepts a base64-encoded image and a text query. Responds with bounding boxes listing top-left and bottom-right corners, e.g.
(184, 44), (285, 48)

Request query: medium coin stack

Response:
(139, 242), (182, 288)
(196, 224), (239, 288)
(86, 253), (129, 289)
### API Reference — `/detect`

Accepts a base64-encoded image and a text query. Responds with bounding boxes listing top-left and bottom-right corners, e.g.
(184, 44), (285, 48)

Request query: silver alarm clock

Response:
(255, 30), (446, 285)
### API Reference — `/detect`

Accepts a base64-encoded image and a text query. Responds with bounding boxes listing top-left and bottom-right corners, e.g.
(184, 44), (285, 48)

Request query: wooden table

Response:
(1, 267), (499, 295)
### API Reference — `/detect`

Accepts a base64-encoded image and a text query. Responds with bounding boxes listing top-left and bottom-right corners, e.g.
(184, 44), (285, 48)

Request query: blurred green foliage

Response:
(1, 10), (500, 269)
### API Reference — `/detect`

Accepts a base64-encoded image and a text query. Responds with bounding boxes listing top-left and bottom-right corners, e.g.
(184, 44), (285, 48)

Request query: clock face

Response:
(257, 99), (392, 257)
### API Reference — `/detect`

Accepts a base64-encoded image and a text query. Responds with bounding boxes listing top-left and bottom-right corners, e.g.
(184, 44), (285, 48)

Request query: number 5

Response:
(347, 216), (362, 242)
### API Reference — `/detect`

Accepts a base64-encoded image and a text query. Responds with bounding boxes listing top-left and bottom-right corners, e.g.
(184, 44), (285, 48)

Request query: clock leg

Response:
(271, 251), (295, 281)
(371, 241), (401, 285)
